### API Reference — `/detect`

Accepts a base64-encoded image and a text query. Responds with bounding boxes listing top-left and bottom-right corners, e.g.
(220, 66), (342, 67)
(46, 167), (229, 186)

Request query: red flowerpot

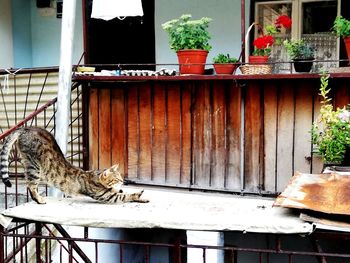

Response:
(213, 63), (238, 75)
(249, 55), (269, 64)
(177, 49), (208, 75)
(344, 37), (350, 63)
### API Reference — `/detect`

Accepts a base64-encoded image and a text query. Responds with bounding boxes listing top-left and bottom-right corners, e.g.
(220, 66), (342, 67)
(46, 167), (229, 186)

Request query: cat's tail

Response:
(0, 129), (21, 187)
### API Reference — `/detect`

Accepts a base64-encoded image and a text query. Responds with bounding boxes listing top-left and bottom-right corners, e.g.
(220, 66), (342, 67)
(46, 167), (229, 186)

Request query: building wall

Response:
(0, 0), (14, 68)
(9, 0), (84, 68)
(8, 0), (248, 68)
(155, 0), (250, 67)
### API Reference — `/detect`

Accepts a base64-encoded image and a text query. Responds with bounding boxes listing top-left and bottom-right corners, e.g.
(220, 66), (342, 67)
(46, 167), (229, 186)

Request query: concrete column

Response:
(186, 230), (224, 263)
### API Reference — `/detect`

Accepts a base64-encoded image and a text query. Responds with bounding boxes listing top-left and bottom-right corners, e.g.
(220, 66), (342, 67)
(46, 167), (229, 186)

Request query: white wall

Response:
(0, 0), (14, 68)
(155, 0), (250, 67)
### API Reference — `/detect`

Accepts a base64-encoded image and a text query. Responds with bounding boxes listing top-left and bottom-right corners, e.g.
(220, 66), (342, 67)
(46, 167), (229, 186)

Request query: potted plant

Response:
(249, 15), (292, 64)
(332, 16), (350, 63)
(162, 14), (212, 75)
(311, 74), (350, 166)
(212, 53), (239, 75)
(283, 39), (315, 72)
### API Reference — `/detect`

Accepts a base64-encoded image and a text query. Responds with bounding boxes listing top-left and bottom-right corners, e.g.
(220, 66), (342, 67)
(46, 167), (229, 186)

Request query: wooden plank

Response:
(263, 83), (277, 192)
(294, 82), (313, 174)
(138, 83), (152, 181)
(98, 88), (111, 169)
(226, 83), (241, 190)
(88, 88), (99, 169)
(276, 84), (294, 192)
(244, 82), (261, 192)
(311, 85), (324, 174)
(334, 80), (350, 109)
(166, 84), (181, 184)
(111, 87), (126, 176)
(152, 83), (166, 183)
(211, 81), (226, 188)
(127, 86), (139, 179)
(180, 83), (192, 186)
(192, 82), (211, 187)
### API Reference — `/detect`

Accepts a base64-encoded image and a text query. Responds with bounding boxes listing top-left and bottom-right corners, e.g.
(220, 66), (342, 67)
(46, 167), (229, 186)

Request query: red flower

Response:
(253, 35), (274, 50)
(275, 15), (292, 29)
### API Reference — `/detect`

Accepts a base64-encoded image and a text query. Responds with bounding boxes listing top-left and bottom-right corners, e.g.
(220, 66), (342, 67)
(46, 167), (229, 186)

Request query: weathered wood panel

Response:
(152, 83), (166, 183)
(276, 83), (294, 192)
(264, 83), (278, 192)
(244, 82), (262, 192)
(87, 77), (350, 195)
(294, 83), (313, 174)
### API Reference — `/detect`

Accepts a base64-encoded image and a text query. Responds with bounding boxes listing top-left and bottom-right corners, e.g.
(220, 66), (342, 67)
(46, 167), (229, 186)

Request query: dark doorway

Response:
(84, 0), (155, 70)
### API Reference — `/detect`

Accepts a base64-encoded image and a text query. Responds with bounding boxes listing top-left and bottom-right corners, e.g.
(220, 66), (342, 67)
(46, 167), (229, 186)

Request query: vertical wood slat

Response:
(192, 82), (211, 187)
(139, 84), (152, 181)
(264, 84), (278, 192)
(211, 82), (226, 188)
(111, 87), (126, 176)
(98, 88), (111, 169)
(294, 83), (313, 174)
(180, 84), (192, 186)
(311, 85), (324, 174)
(89, 88), (99, 170)
(166, 84), (181, 184)
(226, 83), (242, 190)
(244, 82), (261, 191)
(127, 86), (139, 179)
(152, 83), (166, 183)
(276, 84), (294, 192)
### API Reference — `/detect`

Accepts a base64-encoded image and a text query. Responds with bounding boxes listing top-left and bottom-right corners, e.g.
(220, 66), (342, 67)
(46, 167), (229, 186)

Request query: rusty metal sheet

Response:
(274, 172), (350, 215)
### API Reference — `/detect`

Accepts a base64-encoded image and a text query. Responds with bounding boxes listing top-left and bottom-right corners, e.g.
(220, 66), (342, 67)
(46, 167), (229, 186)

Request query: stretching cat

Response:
(0, 127), (148, 204)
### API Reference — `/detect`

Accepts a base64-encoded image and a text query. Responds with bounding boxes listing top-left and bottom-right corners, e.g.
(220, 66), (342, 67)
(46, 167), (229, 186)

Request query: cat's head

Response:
(99, 164), (123, 188)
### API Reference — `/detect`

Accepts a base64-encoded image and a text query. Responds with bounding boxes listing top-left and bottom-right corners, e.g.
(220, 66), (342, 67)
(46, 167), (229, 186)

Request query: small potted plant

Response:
(332, 16), (350, 62)
(212, 53), (239, 75)
(283, 39), (315, 72)
(162, 14), (212, 75)
(312, 74), (350, 166)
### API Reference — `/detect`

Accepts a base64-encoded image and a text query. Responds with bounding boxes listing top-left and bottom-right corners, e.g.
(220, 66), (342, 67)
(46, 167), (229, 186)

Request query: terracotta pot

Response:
(177, 49), (208, 75)
(344, 37), (350, 62)
(249, 55), (269, 64)
(213, 63), (238, 75)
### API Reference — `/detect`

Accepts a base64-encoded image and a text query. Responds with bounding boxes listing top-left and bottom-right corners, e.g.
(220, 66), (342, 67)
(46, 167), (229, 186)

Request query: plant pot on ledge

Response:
(177, 49), (208, 75)
(249, 55), (269, 64)
(213, 63), (238, 75)
(293, 58), (314, 73)
(344, 37), (350, 63)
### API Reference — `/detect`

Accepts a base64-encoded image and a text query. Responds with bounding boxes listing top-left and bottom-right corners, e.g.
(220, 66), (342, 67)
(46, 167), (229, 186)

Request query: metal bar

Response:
(35, 223), (42, 263)
(0, 98), (57, 140)
(53, 224), (92, 263)
(30, 72), (49, 126)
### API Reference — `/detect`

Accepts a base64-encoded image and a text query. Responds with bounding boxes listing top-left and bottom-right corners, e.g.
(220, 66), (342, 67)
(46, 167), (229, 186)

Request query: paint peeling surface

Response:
(274, 172), (350, 215)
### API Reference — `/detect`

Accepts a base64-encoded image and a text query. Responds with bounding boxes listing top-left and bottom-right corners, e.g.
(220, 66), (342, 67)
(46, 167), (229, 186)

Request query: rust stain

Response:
(275, 172), (350, 215)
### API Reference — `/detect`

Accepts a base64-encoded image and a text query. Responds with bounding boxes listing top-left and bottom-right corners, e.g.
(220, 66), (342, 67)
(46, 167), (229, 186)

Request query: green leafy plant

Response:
(332, 16), (350, 38)
(212, 53), (238, 64)
(283, 39), (315, 59)
(162, 14), (212, 52)
(311, 73), (350, 164)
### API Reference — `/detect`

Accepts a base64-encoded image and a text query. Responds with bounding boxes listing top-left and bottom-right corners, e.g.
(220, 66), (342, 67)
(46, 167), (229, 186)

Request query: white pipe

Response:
(56, 0), (77, 155)
(245, 23), (257, 63)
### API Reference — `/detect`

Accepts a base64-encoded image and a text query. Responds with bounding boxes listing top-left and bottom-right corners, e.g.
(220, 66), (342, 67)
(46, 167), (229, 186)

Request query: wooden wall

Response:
(87, 77), (350, 194)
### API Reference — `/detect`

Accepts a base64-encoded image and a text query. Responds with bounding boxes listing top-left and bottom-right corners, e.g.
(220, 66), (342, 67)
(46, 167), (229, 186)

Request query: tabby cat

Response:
(0, 127), (148, 204)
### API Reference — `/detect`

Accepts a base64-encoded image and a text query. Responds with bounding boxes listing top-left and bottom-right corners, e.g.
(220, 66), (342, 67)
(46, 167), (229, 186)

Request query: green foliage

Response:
(162, 14), (212, 52)
(311, 73), (350, 163)
(332, 16), (350, 38)
(212, 53), (238, 63)
(283, 39), (315, 59)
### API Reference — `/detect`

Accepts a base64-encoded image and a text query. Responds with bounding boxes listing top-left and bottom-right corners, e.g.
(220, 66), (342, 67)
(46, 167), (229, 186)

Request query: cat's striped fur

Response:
(0, 127), (148, 204)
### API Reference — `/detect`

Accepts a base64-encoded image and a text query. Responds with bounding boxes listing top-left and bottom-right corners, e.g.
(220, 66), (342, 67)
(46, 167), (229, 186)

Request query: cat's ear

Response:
(110, 164), (119, 172)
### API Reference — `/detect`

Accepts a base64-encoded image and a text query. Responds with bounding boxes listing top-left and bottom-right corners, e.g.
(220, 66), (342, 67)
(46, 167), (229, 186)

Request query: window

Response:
(255, 0), (340, 72)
